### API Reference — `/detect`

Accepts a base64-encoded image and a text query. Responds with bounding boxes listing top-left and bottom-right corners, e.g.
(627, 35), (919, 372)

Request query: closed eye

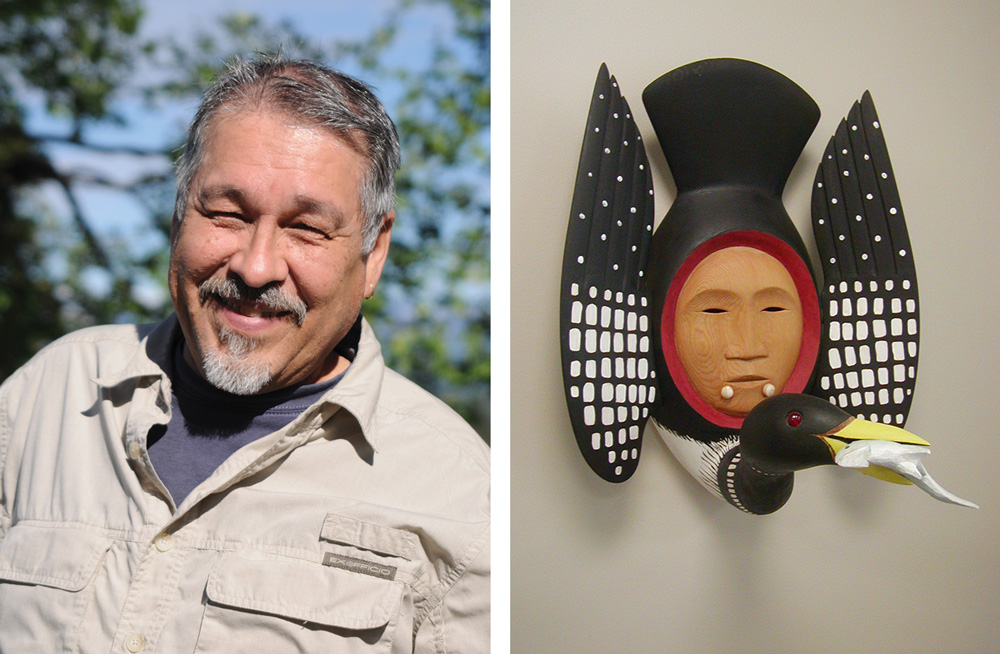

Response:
(702, 308), (727, 314)
(291, 222), (332, 240)
(205, 210), (248, 224)
(762, 306), (787, 312)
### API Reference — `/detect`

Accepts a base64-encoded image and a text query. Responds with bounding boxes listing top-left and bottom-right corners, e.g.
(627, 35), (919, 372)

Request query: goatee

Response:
(195, 276), (309, 395)
(202, 327), (272, 395)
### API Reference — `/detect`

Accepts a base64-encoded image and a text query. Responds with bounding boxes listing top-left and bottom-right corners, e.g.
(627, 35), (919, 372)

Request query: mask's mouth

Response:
(727, 375), (767, 385)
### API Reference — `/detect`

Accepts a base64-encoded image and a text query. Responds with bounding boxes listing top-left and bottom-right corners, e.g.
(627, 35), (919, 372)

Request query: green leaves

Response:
(0, 0), (144, 124)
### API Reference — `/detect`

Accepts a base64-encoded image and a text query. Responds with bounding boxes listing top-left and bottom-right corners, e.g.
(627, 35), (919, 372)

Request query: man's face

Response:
(674, 246), (803, 416)
(168, 110), (391, 394)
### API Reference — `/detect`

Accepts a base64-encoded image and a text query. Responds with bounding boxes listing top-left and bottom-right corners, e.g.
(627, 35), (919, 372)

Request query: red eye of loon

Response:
(787, 411), (803, 427)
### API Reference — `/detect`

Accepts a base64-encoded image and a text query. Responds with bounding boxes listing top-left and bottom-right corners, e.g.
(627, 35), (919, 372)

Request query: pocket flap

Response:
(0, 524), (112, 591)
(205, 552), (402, 630)
(320, 513), (417, 560)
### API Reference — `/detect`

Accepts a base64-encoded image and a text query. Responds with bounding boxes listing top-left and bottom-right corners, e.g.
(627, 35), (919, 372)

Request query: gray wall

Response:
(510, 1), (1000, 652)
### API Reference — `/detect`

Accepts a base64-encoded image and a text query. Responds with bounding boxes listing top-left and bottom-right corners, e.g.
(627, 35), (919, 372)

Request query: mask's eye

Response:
(786, 411), (803, 427)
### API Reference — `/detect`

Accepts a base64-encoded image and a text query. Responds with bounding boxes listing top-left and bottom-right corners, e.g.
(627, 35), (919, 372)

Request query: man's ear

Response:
(365, 211), (395, 292)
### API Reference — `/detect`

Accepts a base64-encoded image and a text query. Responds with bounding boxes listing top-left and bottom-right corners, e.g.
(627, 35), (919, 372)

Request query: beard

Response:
(202, 327), (273, 395)
(196, 276), (309, 395)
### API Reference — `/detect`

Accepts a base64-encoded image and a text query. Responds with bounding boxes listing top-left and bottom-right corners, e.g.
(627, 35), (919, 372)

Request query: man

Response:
(0, 56), (490, 653)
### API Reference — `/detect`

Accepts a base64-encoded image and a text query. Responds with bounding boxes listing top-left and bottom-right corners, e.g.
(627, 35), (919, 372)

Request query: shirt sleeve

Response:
(414, 523), (490, 654)
(0, 373), (21, 539)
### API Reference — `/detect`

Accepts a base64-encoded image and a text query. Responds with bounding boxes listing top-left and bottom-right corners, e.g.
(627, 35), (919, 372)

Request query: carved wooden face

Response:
(674, 246), (803, 416)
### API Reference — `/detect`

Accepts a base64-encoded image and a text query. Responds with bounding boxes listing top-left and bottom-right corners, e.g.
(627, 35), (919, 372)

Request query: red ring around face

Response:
(661, 231), (821, 429)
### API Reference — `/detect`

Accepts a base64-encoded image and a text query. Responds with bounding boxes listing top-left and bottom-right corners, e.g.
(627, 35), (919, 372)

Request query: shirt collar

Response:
(91, 315), (179, 389)
(91, 313), (386, 452)
(315, 316), (386, 452)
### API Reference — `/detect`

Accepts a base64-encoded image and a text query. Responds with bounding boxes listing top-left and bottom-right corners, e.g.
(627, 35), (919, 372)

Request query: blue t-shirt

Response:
(148, 341), (345, 506)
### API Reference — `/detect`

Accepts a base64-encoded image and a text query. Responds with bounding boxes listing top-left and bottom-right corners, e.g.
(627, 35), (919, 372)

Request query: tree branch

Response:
(35, 132), (171, 158)
(53, 175), (114, 270)
(63, 168), (173, 190)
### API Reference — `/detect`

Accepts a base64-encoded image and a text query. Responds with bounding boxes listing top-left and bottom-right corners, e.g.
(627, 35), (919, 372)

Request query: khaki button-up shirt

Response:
(0, 316), (490, 653)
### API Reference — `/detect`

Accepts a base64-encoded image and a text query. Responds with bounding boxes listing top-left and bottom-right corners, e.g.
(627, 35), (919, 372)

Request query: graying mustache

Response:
(199, 277), (307, 326)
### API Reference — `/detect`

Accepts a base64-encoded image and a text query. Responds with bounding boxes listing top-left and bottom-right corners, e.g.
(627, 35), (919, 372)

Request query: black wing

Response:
(560, 64), (657, 482)
(810, 92), (919, 427)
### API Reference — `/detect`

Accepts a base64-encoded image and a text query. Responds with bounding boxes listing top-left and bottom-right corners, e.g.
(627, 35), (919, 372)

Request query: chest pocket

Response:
(195, 514), (417, 654)
(0, 524), (113, 652)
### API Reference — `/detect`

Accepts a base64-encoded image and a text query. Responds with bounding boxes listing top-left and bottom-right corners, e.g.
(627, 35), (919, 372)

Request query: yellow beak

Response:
(821, 417), (930, 485)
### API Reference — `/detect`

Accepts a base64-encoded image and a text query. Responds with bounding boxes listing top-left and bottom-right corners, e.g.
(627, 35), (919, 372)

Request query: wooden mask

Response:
(560, 59), (975, 512)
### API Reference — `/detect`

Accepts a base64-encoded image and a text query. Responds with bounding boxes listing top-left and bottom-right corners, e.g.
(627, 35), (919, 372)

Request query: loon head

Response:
(740, 393), (928, 475)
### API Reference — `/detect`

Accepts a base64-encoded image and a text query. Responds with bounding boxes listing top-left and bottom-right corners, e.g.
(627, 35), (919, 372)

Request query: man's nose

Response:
(227, 221), (289, 288)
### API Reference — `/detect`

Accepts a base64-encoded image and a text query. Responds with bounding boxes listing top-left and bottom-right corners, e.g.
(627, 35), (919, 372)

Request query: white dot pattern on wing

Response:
(567, 283), (657, 476)
(818, 277), (917, 425)
(561, 66), (658, 481)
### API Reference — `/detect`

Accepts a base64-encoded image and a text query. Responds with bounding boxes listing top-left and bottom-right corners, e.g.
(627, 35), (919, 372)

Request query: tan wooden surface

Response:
(674, 246), (803, 416)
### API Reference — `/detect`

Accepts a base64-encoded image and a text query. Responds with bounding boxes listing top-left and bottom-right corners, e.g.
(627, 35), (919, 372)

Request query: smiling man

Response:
(0, 56), (490, 653)
(171, 108), (381, 395)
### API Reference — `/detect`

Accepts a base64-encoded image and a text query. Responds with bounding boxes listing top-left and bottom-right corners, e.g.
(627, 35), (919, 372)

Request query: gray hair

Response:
(174, 54), (401, 256)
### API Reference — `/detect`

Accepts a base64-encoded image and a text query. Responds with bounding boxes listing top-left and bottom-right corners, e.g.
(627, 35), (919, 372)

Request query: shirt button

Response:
(153, 533), (173, 552)
(124, 632), (145, 652)
(127, 442), (143, 460)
